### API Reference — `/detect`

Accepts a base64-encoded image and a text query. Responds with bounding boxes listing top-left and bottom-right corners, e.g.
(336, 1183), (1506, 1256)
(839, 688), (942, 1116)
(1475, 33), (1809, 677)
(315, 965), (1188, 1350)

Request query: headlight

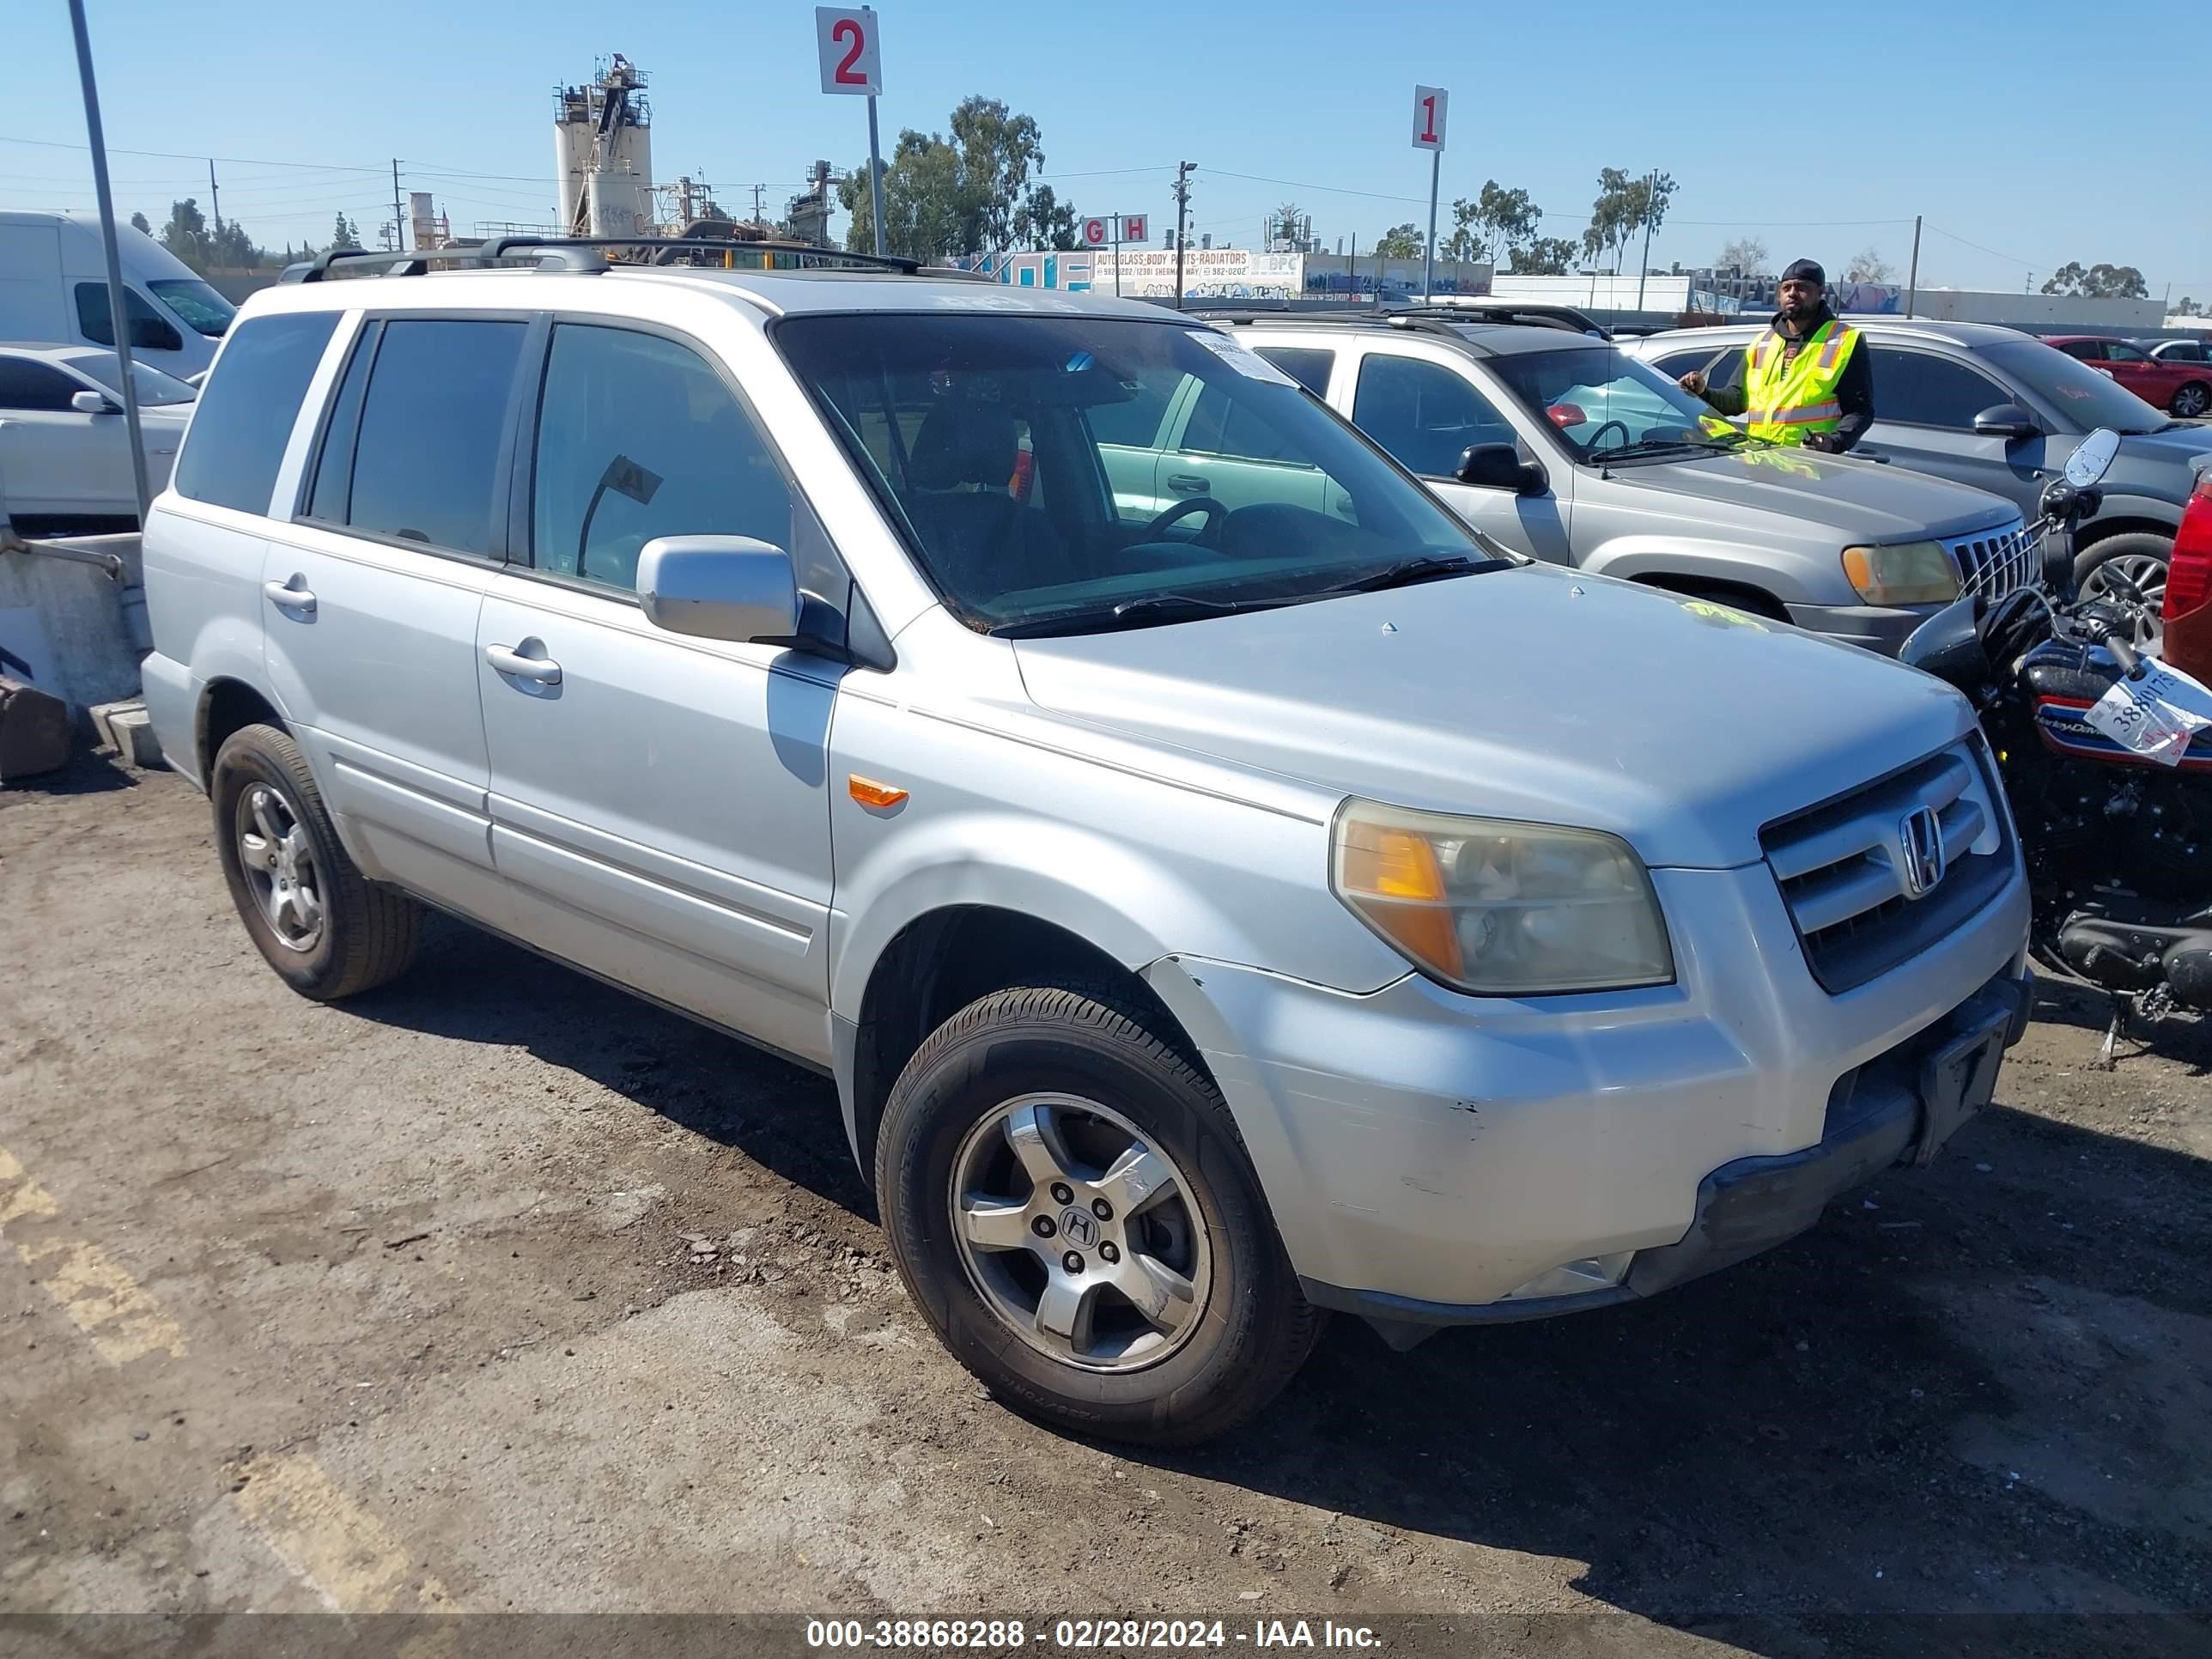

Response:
(1841, 540), (1960, 606)
(1330, 802), (1674, 994)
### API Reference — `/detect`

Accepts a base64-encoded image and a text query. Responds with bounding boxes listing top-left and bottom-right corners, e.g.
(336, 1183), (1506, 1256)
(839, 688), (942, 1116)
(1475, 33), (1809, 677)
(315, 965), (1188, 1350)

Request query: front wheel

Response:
(875, 984), (1322, 1446)
(2075, 532), (2172, 613)
(2170, 381), (2210, 420)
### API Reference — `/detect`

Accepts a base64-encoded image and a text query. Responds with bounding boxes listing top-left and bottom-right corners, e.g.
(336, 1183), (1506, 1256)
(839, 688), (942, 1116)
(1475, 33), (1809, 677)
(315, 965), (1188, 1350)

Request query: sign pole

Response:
(1423, 148), (1439, 303)
(1112, 217), (1121, 298)
(865, 93), (885, 258)
(66, 0), (149, 524)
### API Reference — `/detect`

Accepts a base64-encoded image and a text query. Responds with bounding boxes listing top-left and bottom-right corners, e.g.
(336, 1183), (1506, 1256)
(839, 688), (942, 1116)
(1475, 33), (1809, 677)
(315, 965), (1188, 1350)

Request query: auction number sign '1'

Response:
(816, 7), (882, 95)
(1412, 85), (1448, 150)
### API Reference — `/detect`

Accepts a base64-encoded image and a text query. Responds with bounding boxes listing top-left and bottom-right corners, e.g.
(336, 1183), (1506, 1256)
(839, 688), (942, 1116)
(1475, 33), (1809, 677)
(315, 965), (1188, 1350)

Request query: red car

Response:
(2046, 335), (2212, 420)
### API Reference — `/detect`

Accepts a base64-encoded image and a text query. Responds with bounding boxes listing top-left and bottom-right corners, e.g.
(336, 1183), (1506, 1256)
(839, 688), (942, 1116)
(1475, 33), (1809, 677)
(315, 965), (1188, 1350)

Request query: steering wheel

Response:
(1583, 419), (1632, 455)
(1139, 495), (1229, 546)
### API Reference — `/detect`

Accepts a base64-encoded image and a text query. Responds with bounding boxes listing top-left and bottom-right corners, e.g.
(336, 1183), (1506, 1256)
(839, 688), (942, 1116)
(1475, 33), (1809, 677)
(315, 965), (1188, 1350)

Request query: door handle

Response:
(263, 578), (316, 616)
(485, 642), (562, 686)
(1166, 474), (1211, 495)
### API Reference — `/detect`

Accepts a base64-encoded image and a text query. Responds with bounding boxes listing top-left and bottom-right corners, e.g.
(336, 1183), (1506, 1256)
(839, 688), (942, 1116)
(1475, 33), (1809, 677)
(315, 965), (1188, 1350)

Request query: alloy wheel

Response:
(2081, 551), (2169, 613)
(234, 782), (325, 952)
(948, 1093), (1213, 1372)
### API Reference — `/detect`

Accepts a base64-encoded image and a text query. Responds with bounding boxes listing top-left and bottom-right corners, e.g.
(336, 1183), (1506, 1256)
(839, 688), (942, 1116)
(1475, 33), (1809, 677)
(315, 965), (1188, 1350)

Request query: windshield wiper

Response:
(1588, 437), (1714, 463)
(1321, 554), (1508, 594)
(993, 592), (1283, 637)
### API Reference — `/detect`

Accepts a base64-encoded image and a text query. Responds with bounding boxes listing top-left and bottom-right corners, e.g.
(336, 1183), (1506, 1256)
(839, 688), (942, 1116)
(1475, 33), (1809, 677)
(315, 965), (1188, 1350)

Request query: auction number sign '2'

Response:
(815, 7), (881, 94)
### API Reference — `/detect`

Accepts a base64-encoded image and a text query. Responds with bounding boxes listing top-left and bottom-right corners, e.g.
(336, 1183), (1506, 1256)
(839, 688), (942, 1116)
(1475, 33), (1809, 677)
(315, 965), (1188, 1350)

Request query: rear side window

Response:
(344, 319), (527, 556)
(173, 311), (338, 515)
(529, 324), (794, 593)
(0, 358), (84, 411)
(2055, 340), (2101, 362)
(1253, 346), (1334, 396)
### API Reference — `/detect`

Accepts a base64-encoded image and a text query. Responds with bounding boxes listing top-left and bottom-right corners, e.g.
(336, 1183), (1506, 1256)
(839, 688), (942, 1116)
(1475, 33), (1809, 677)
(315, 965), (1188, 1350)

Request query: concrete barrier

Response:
(0, 524), (148, 732)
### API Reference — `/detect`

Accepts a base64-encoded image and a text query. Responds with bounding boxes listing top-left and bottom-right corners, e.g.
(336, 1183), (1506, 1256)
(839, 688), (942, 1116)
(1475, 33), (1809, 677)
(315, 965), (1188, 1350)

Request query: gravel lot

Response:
(3, 756), (2209, 1656)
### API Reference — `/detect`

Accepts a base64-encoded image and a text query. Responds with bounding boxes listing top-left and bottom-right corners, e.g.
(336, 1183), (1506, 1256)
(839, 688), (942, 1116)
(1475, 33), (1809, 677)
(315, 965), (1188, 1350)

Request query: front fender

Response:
(1579, 534), (1837, 608)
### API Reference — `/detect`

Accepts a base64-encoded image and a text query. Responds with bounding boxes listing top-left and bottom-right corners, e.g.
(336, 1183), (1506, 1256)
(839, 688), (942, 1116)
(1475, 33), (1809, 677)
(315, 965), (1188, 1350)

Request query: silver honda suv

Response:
(141, 246), (2032, 1445)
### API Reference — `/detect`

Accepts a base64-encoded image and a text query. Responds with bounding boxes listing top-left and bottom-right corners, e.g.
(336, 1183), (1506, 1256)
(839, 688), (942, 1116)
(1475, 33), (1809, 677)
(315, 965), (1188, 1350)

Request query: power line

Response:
(1922, 222), (2041, 270)
(0, 135), (381, 173)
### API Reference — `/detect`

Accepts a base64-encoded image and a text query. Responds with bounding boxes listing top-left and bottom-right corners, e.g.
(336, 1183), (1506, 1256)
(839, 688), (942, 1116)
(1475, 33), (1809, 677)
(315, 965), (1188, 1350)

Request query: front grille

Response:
(1948, 519), (2033, 599)
(1761, 738), (2014, 994)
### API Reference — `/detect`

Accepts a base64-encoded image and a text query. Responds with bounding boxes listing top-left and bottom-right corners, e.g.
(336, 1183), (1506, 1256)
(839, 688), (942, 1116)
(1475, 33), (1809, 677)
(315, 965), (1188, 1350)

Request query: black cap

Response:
(1780, 258), (1826, 287)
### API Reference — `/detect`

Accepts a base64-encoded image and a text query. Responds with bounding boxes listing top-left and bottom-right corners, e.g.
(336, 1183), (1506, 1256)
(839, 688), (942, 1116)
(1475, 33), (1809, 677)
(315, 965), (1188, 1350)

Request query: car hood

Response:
(1012, 562), (1974, 870)
(1603, 445), (2018, 541)
(2123, 423), (2212, 465)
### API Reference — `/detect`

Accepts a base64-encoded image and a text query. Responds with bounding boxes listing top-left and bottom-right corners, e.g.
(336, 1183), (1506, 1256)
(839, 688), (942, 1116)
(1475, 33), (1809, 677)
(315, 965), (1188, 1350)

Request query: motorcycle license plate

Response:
(1912, 1010), (2010, 1167)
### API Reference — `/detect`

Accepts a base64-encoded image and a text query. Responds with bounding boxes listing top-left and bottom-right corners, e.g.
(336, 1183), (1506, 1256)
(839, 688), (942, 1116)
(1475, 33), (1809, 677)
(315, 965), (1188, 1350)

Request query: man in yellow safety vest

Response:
(1678, 258), (1875, 453)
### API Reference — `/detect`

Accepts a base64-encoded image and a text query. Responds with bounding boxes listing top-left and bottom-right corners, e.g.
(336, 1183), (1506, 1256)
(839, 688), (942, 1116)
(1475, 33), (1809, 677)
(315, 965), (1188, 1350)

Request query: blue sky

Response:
(11, 0), (2208, 301)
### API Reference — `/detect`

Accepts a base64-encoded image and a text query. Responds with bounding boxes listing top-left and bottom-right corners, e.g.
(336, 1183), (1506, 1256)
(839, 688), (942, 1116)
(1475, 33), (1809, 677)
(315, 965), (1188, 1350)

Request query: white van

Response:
(0, 210), (236, 381)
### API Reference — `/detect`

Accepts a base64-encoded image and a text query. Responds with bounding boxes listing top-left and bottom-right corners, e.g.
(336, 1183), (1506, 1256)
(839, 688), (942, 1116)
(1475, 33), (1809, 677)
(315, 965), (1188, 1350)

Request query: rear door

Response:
(475, 319), (840, 1064)
(1343, 342), (1568, 560)
(1861, 343), (2047, 520)
(261, 310), (532, 927)
(1157, 371), (1332, 518)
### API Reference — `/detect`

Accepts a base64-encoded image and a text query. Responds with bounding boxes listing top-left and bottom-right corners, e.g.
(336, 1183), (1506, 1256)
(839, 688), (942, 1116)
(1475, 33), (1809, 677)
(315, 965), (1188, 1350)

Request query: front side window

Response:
(1866, 346), (2011, 429)
(344, 319), (526, 556)
(72, 283), (181, 352)
(530, 325), (795, 593)
(145, 277), (236, 337)
(776, 313), (1497, 635)
(172, 310), (337, 514)
(1351, 353), (1518, 477)
(2104, 341), (2150, 363)
(64, 352), (197, 407)
(1487, 345), (1741, 463)
(0, 358), (85, 412)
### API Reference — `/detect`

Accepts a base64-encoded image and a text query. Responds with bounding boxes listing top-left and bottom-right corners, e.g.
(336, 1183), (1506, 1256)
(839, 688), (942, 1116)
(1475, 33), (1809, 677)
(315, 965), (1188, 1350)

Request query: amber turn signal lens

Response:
(1336, 822), (1464, 980)
(848, 775), (908, 809)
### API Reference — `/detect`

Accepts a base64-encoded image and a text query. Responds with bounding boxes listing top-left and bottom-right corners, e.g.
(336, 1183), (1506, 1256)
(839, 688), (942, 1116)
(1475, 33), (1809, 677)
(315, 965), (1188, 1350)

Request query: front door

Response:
(0, 355), (120, 516)
(1346, 344), (1568, 561)
(261, 313), (531, 928)
(1861, 343), (2050, 520)
(477, 320), (839, 1065)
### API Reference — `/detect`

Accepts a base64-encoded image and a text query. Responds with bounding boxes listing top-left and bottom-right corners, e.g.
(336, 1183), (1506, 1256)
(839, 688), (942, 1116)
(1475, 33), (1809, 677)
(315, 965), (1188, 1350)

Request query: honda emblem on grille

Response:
(1897, 805), (1946, 899)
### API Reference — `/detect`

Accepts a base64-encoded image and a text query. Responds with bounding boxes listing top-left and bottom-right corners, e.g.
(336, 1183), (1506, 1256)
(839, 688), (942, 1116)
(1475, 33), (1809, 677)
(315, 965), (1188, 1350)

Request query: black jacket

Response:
(1702, 306), (1875, 451)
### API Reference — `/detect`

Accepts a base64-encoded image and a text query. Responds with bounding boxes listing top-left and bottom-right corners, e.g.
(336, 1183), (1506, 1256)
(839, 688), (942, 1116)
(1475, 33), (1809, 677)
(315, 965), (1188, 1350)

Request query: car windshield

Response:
(1983, 337), (2166, 434)
(146, 277), (234, 337)
(64, 351), (197, 406)
(1486, 345), (1745, 462)
(775, 312), (1505, 634)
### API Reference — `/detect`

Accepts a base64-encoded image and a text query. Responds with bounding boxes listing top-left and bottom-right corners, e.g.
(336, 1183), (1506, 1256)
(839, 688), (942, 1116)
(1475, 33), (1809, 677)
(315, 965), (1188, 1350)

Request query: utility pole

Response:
(752, 183), (765, 225)
(208, 158), (222, 234)
(1172, 161), (1193, 310)
(392, 160), (406, 253)
(1633, 167), (1656, 313)
(1905, 214), (1922, 318)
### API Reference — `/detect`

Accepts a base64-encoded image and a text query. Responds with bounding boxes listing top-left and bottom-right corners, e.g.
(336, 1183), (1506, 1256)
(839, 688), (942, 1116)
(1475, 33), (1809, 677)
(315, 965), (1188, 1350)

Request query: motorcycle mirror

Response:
(2063, 428), (2119, 489)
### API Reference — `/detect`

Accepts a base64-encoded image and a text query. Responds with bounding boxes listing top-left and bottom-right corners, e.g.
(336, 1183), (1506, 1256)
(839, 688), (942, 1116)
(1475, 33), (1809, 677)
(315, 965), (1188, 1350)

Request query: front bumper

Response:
(1143, 858), (2030, 1323)
(1785, 600), (1939, 656)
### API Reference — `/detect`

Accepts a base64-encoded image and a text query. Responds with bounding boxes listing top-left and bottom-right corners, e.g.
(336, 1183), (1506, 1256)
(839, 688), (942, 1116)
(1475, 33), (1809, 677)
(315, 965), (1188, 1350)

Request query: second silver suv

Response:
(1209, 312), (2033, 653)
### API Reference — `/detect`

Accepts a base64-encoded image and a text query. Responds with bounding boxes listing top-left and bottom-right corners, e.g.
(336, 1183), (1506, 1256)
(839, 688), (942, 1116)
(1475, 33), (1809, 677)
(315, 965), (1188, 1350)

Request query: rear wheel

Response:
(2169, 381), (2210, 420)
(876, 983), (1321, 1446)
(210, 723), (422, 1000)
(2075, 532), (2172, 612)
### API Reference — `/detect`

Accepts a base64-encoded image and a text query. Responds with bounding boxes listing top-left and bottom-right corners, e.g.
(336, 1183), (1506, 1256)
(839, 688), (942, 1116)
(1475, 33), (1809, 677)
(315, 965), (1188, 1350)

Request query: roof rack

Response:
(281, 236), (919, 285)
(1386, 301), (1610, 338)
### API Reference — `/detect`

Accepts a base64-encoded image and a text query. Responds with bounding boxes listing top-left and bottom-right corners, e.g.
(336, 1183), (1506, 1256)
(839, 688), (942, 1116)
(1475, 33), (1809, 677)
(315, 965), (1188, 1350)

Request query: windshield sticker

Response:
(1187, 331), (1299, 387)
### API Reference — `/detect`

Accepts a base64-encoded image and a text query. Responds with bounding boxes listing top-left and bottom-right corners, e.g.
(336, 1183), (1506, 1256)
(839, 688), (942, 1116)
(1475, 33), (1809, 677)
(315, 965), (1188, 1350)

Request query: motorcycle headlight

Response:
(1842, 539), (1960, 606)
(1330, 802), (1674, 995)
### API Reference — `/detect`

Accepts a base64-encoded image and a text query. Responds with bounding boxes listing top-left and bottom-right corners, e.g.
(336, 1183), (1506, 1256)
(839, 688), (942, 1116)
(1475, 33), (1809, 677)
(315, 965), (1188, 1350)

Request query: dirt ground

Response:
(3, 756), (2209, 1656)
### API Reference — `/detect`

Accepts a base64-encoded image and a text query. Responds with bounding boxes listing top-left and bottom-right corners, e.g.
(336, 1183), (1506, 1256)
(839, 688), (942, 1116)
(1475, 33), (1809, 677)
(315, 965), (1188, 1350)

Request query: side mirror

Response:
(1455, 442), (1547, 496)
(70, 390), (116, 416)
(637, 535), (801, 644)
(1972, 404), (2039, 441)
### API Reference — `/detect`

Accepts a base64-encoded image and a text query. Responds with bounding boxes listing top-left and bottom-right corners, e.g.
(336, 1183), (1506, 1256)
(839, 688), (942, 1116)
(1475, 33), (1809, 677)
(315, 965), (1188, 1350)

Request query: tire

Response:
(875, 982), (1322, 1447)
(2170, 381), (2210, 420)
(2074, 532), (2172, 613)
(210, 722), (421, 1000)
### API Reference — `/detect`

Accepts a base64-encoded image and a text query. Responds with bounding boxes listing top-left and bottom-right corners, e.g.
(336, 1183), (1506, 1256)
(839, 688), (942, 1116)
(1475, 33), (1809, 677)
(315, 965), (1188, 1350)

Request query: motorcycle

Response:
(1903, 428), (2212, 1065)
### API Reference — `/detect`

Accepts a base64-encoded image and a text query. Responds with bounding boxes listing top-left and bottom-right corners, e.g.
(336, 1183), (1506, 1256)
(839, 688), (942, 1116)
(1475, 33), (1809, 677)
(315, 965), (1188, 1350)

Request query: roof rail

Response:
(280, 236), (920, 286)
(477, 235), (920, 274)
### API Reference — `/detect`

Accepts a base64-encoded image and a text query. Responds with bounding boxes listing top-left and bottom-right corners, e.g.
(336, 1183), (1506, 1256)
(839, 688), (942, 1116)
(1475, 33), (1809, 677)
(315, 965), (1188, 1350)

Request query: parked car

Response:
(2042, 335), (2212, 420)
(2138, 337), (2211, 367)
(0, 343), (194, 532)
(0, 211), (236, 381)
(1201, 312), (2031, 653)
(142, 250), (2032, 1445)
(1629, 320), (2212, 603)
